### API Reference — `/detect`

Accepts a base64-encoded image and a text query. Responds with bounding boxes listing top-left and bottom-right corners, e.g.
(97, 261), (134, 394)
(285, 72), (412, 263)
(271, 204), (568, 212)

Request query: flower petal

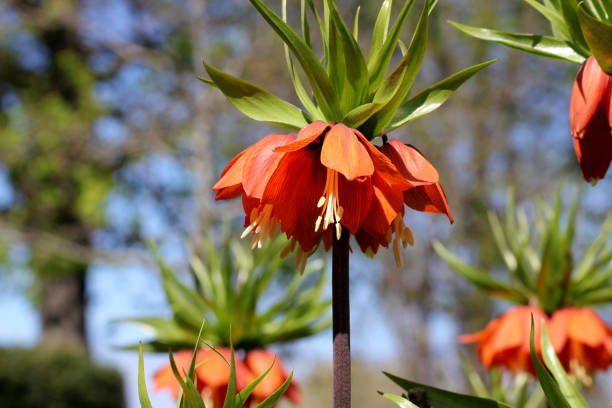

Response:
(382, 140), (453, 223)
(242, 133), (296, 198)
(321, 124), (374, 180)
(572, 115), (612, 183)
(274, 121), (330, 152)
(571, 57), (612, 136)
(338, 174), (373, 234)
(382, 140), (439, 184)
(361, 173), (404, 236)
(212, 150), (248, 200)
(262, 147), (326, 252)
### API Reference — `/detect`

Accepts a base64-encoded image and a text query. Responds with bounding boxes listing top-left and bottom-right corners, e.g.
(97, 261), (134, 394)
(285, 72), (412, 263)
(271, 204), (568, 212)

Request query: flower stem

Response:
(332, 227), (350, 408)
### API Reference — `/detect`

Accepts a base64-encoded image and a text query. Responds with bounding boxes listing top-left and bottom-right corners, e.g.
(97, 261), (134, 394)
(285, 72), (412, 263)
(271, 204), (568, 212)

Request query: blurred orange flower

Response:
(459, 306), (548, 374)
(570, 56), (612, 184)
(153, 348), (300, 407)
(549, 307), (612, 376)
(245, 350), (301, 404)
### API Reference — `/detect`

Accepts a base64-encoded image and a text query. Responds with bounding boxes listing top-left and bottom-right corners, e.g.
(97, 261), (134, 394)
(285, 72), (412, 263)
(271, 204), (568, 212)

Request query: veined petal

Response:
(243, 133), (296, 198)
(262, 147), (326, 251)
(212, 150), (249, 200)
(338, 175), (373, 234)
(321, 124), (374, 180)
(354, 227), (387, 255)
(404, 184), (454, 223)
(571, 57), (612, 136)
(361, 172), (404, 236)
(382, 140), (439, 184)
(355, 132), (412, 191)
(274, 120), (330, 152)
(382, 140), (453, 223)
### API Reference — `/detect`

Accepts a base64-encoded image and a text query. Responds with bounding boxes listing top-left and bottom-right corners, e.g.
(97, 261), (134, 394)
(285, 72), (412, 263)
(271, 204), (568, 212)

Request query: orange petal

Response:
(242, 133), (296, 199)
(153, 350), (199, 398)
(563, 308), (608, 348)
(382, 140), (453, 223)
(337, 175), (373, 234)
(262, 148), (326, 251)
(404, 183), (454, 224)
(246, 350), (287, 400)
(321, 124), (374, 180)
(212, 150), (248, 200)
(356, 133), (412, 191)
(274, 121), (330, 152)
(381, 140), (438, 182)
(360, 172), (404, 236)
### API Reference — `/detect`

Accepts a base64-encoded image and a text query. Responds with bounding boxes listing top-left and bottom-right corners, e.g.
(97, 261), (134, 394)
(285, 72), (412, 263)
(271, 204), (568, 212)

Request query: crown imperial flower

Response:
(213, 121), (453, 268)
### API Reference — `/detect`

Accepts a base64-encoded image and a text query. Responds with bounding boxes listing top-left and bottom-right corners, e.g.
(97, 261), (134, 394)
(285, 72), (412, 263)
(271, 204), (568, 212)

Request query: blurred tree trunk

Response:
(40, 263), (87, 350)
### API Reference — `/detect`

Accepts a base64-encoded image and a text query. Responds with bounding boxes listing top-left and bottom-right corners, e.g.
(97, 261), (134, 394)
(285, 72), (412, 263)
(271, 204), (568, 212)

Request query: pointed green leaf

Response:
(222, 346), (237, 408)
(138, 343), (153, 408)
(353, 6), (360, 41)
(367, 0), (416, 91)
(524, 0), (573, 41)
(369, 0), (393, 67)
(327, 0), (369, 110)
(389, 59), (495, 130)
(301, 0), (311, 48)
(235, 358), (276, 406)
(250, 0), (342, 121)
(254, 371), (293, 408)
(433, 241), (528, 303)
(204, 63), (309, 130)
(282, 0), (324, 120)
(450, 21), (587, 64)
(578, 3), (612, 74)
(540, 324), (589, 408)
(380, 392), (419, 408)
(459, 354), (490, 398)
(366, 0), (429, 137)
(529, 317), (571, 408)
(384, 373), (513, 407)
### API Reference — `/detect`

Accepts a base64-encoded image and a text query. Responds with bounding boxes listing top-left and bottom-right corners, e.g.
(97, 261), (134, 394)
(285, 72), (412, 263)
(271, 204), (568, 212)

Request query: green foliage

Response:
(0, 347), (124, 408)
(452, 0), (612, 72)
(381, 372), (513, 407)
(529, 318), (589, 408)
(137, 340), (292, 408)
(459, 356), (545, 408)
(381, 319), (590, 408)
(434, 186), (612, 313)
(201, 0), (493, 138)
(120, 234), (331, 351)
(577, 3), (612, 74)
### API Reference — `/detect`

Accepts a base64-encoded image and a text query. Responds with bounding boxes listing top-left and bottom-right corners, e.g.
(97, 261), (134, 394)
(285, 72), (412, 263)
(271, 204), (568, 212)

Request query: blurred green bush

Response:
(0, 347), (124, 408)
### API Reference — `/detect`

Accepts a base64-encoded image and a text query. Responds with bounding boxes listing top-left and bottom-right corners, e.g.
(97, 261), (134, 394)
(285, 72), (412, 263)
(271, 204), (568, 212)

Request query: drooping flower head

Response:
(549, 307), (612, 383)
(204, 0), (491, 267)
(570, 56), (612, 184)
(213, 122), (453, 268)
(154, 348), (301, 407)
(458, 306), (548, 374)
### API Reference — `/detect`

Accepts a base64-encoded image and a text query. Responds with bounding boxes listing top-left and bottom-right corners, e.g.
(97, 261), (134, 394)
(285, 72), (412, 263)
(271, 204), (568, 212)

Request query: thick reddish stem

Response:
(332, 227), (350, 408)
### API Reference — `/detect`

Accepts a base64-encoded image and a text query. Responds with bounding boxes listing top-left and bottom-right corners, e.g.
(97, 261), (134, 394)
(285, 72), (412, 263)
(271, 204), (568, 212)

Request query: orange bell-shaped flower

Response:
(548, 307), (612, 377)
(570, 56), (612, 184)
(459, 306), (548, 374)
